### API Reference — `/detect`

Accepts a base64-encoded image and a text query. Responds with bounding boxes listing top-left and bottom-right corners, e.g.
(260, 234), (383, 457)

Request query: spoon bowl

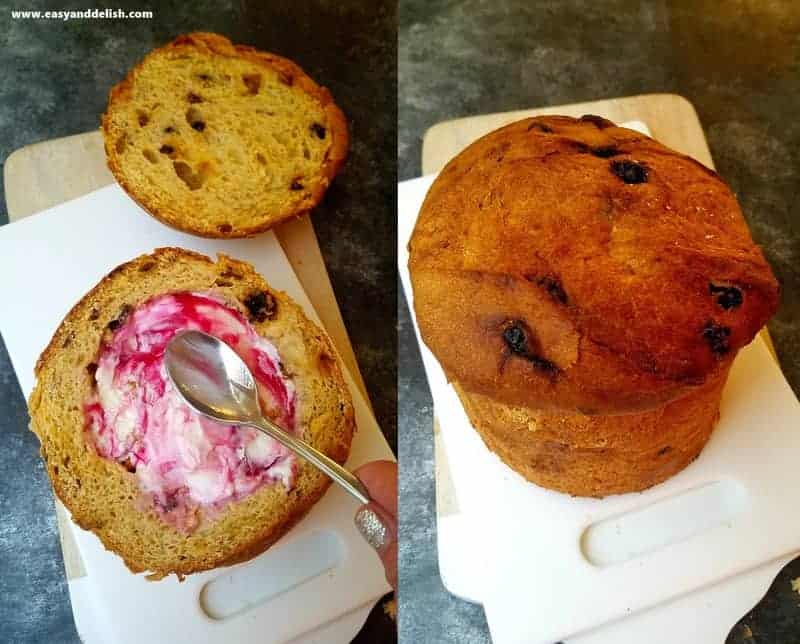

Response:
(165, 329), (262, 424)
(165, 330), (369, 504)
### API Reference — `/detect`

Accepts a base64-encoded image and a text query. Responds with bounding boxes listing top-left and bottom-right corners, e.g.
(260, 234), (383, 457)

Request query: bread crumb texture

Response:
(102, 32), (348, 237)
(28, 248), (355, 579)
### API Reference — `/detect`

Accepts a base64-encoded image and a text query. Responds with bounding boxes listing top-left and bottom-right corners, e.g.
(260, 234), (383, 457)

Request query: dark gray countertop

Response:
(398, 2), (800, 643)
(0, 1), (396, 642)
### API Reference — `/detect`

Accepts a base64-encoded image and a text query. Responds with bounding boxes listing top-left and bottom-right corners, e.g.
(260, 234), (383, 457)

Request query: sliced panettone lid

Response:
(102, 32), (348, 238)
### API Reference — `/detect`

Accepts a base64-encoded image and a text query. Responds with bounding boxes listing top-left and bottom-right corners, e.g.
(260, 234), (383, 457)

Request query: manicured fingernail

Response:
(355, 506), (387, 551)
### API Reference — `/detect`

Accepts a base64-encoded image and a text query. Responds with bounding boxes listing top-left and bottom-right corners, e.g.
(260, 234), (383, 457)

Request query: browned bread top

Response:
(29, 248), (355, 579)
(102, 32), (348, 238)
(409, 115), (779, 413)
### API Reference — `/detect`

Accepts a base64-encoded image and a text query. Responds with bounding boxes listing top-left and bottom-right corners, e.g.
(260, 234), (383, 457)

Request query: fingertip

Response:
(354, 460), (397, 513)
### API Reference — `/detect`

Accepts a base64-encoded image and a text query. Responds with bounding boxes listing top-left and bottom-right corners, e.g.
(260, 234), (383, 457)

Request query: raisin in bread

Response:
(408, 115), (779, 496)
(102, 33), (348, 238)
(29, 248), (354, 579)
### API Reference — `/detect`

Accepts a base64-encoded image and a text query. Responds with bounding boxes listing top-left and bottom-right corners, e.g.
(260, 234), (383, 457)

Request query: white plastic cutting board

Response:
(0, 184), (392, 644)
(398, 164), (800, 643)
(415, 111), (798, 643)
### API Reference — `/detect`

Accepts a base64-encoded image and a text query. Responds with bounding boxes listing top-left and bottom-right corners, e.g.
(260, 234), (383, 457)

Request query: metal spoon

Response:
(164, 329), (370, 504)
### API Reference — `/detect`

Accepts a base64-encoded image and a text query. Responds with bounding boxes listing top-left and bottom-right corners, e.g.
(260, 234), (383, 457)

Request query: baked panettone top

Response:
(408, 115), (779, 413)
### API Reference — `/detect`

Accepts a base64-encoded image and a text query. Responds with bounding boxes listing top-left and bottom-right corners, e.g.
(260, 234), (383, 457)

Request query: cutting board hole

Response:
(580, 479), (748, 567)
(200, 529), (345, 620)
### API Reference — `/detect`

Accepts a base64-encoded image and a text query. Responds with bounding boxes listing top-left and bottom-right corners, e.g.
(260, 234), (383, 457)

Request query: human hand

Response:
(353, 460), (398, 590)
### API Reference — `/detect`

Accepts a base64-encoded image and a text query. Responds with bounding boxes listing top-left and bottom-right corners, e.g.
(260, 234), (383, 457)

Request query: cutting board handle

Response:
(200, 529), (345, 620)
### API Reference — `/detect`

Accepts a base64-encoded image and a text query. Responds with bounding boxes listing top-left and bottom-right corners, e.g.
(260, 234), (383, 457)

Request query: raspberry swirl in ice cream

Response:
(84, 292), (297, 533)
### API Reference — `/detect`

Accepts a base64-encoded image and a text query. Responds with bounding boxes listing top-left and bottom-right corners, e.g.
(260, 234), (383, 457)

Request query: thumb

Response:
(353, 460), (397, 590)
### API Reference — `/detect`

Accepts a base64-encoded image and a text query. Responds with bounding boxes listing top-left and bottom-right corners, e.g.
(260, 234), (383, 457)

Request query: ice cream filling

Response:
(84, 291), (297, 532)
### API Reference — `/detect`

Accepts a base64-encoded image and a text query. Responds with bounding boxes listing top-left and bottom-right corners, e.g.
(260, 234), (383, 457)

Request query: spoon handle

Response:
(249, 417), (371, 505)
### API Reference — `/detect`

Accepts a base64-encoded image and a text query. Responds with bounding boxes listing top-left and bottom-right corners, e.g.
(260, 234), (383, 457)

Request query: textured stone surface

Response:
(0, 1), (396, 642)
(398, 2), (800, 643)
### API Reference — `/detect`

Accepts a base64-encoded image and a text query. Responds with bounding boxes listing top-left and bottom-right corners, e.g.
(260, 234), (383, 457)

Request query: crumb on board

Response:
(383, 597), (396, 621)
(742, 623), (753, 639)
(791, 577), (800, 595)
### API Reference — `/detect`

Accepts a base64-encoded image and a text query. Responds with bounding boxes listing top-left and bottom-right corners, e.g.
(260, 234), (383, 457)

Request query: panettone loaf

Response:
(29, 248), (354, 578)
(408, 114), (779, 497)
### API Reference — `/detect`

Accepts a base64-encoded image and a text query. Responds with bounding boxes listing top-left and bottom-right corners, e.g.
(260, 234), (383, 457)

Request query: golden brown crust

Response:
(454, 357), (731, 497)
(409, 115), (779, 413)
(29, 248), (355, 579)
(34, 247), (215, 377)
(102, 32), (349, 238)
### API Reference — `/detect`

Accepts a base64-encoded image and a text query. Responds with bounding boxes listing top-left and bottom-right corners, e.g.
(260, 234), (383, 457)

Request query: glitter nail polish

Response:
(355, 507), (388, 551)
